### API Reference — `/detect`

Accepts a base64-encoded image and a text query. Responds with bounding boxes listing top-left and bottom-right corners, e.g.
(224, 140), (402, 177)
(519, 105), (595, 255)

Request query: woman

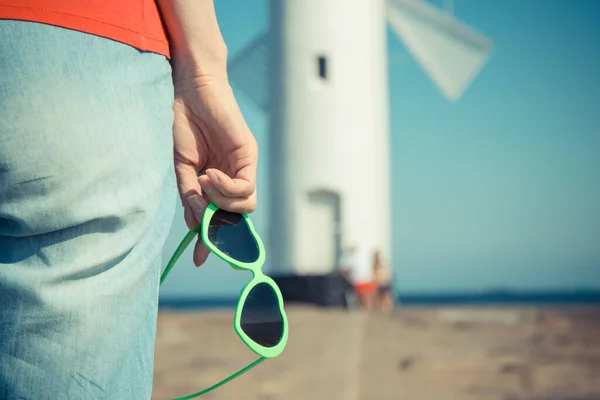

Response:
(373, 249), (395, 312)
(0, 1), (257, 398)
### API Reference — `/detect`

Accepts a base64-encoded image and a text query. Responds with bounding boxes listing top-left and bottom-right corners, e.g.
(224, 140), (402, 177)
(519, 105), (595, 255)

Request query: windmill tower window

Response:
(317, 55), (328, 80)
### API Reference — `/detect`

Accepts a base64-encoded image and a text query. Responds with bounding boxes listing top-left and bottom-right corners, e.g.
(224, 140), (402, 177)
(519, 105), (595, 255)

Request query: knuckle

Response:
(249, 196), (257, 210)
(240, 198), (257, 215)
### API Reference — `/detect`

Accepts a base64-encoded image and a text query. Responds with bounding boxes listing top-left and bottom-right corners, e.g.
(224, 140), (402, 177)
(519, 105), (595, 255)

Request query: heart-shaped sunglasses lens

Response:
(240, 282), (284, 348)
(207, 209), (260, 263)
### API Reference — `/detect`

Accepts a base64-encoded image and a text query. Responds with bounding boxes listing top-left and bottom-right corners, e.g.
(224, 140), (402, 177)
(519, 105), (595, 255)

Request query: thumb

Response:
(205, 167), (255, 198)
(174, 161), (208, 228)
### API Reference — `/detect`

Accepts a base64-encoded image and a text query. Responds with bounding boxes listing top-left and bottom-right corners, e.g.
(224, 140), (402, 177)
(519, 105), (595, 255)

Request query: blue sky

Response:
(160, 0), (600, 298)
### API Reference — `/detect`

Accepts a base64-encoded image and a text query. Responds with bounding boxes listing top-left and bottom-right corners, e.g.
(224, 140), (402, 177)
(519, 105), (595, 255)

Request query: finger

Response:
(206, 168), (255, 198)
(184, 202), (210, 266)
(200, 176), (257, 214)
(183, 205), (200, 230)
(193, 239), (211, 267)
(187, 193), (208, 227)
(176, 161), (208, 227)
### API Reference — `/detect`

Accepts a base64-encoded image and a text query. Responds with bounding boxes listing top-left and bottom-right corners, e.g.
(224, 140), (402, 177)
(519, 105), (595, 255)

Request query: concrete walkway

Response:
(153, 306), (366, 400)
(303, 310), (366, 400)
(154, 306), (600, 400)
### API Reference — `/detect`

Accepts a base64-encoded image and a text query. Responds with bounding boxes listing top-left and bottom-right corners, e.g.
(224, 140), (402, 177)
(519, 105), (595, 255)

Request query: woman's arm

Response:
(157, 0), (228, 80)
(156, 0), (259, 267)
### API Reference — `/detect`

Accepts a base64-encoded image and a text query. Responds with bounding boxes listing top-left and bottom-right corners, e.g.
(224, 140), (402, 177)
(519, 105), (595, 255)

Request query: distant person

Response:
(373, 249), (394, 312)
(339, 243), (376, 311)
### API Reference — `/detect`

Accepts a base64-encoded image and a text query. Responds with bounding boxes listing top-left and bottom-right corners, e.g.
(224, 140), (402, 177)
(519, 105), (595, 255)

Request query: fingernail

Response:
(188, 194), (207, 222)
(206, 169), (219, 184)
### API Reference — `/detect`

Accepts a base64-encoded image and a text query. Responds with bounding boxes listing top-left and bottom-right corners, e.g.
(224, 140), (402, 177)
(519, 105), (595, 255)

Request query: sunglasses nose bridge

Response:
(247, 268), (264, 286)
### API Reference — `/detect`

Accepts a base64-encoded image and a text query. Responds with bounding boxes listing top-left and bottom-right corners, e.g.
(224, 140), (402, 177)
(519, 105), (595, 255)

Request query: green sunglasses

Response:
(159, 203), (289, 399)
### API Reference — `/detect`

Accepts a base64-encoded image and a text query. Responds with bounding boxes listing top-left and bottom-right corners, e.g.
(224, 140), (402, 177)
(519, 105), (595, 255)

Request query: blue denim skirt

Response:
(0, 20), (177, 399)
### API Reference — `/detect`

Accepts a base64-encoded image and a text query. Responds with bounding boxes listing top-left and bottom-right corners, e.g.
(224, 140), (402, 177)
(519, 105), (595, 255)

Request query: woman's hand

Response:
(156, 0), (257, 266)
(172, 72), (258, 267)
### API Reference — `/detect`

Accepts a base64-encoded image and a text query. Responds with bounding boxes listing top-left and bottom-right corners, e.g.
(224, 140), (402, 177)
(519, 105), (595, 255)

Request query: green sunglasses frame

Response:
(159, 203), (289, 399)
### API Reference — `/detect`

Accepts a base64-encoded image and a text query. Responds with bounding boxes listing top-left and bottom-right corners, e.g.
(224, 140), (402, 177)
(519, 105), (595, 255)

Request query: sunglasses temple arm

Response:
(172, 357), (266, 400)
(160, 224), (201, 286)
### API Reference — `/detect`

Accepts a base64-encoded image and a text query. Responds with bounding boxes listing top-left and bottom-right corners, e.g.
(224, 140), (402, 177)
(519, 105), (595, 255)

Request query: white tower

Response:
(228, 0), (493, 306)
(269, 0), (391, 275)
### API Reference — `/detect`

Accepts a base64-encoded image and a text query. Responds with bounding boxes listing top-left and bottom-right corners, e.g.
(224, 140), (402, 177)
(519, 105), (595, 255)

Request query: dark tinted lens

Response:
(240, 283), (284, 348)
(208, 210), (259, 263)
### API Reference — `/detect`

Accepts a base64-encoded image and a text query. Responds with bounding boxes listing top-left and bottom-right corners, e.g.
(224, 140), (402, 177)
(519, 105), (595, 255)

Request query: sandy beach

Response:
(153, 306), (600, 400)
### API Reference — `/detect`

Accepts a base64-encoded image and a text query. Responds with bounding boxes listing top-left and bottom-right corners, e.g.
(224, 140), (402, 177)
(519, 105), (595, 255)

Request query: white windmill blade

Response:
(227, 30), (271, 112)
(386, 0), (493, 101)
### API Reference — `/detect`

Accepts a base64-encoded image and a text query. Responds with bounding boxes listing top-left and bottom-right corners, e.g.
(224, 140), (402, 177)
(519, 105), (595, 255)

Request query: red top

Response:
(0, 0), (170, 58)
